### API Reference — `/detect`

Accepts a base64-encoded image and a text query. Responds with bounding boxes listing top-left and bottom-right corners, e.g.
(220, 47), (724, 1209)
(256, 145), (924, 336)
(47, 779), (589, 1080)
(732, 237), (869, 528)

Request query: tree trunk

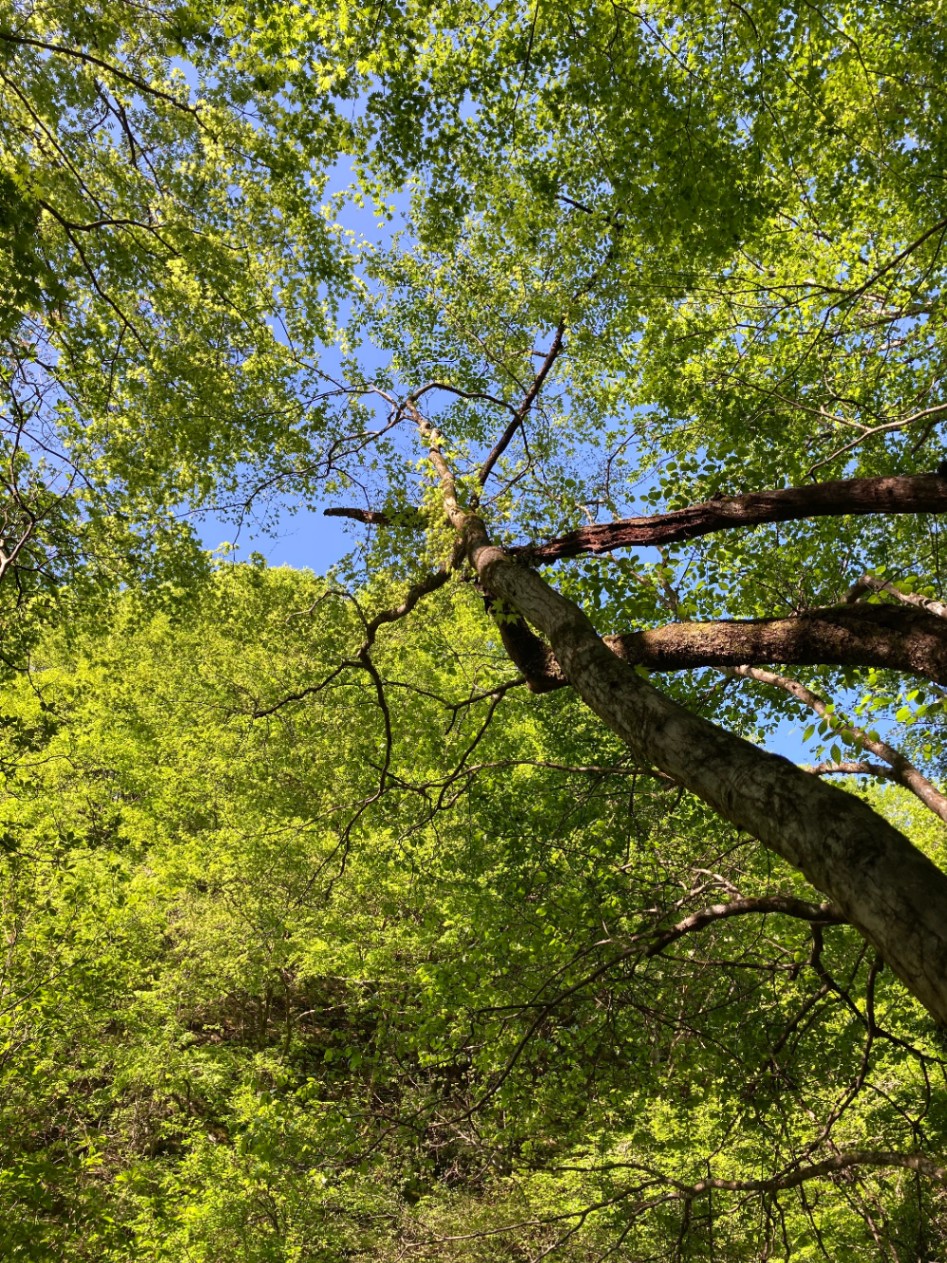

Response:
(466, 520), (947, 1026)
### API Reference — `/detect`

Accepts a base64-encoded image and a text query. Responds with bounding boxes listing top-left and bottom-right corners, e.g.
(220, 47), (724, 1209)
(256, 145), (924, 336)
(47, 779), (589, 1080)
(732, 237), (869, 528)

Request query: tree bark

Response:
(510, 604), (947, 689)
(463, 519), (947, 1026)
(516, 474), (947, 562)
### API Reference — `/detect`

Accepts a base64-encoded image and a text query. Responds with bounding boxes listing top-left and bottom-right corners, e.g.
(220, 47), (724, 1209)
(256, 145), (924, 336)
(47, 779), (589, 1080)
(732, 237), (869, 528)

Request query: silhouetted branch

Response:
(476, 319), (567, 488)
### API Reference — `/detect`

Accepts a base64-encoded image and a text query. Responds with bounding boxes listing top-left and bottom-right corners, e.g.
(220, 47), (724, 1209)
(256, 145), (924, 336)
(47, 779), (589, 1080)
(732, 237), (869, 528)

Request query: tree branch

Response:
(459, 519), (947, 1022)
(415, 394), (947, 1020)
(683, 1148), (947, 1194)
(323, 505), (425, 528)
(0, 31), (197, 114)
(807, 760), (900, 781)
(728, 664), (947, 823)
(476, 318), (567, 489)
(424, 1151), (946, 1247)
(514, 474), (947, 563)
(497, 603), (947, 692)
(252, 565), (456, 719)
(646, 896), (846, 957)
(840, 216), (947, 305)
(436, 891), (845, 1129)
(326, 475), (947, 560)
(616, 605), (947, 682)
(846, 572), (947, 620)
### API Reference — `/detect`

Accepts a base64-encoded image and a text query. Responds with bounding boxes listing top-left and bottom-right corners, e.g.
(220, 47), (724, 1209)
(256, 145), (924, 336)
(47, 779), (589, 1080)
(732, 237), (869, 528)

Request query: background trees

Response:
(3, 569), (947, 1259)
(3, 0), (947, 1256)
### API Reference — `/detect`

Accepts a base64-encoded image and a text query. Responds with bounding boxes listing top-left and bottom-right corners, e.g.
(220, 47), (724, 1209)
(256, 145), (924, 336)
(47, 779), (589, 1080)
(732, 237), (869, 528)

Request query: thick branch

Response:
(324, 475), (947, 560)
(506, 603), (947, 691)
(516, 475), (947, 562)
(486, 605), (567, 693)
(612, 604), (947, 681)
(323, 506), (399, 525)
(617, 605), (947, 681)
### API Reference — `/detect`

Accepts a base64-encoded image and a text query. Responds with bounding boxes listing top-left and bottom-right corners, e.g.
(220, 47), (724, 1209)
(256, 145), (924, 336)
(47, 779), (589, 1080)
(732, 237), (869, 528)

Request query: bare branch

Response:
(251, 662), (350, 719)
(476, 319), (567, 489)
(360, 563), (458, 643)
(323, 506), (423, 527)
(406, 380), (519, 417)
(683, 1148), (947, 1194)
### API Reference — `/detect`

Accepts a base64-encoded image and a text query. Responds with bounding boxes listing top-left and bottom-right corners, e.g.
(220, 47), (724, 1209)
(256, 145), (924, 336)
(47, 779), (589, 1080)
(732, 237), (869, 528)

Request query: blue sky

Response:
(198, 502), (353, 573)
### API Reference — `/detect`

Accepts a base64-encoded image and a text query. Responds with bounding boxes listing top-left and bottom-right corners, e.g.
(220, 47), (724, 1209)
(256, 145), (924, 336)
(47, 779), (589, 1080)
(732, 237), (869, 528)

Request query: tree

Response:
(4, 0), (947, 1253)
(255, 0), (947, 1018)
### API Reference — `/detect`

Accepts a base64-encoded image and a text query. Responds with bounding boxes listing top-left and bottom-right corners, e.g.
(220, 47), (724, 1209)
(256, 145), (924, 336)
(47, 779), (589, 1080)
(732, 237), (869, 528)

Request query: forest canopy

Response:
(3, 0), (947, 1258)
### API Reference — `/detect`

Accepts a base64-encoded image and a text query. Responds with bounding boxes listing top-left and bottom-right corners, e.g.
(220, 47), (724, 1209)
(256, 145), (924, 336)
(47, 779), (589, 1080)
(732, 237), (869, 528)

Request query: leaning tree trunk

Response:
(463, 518), (947, 1026)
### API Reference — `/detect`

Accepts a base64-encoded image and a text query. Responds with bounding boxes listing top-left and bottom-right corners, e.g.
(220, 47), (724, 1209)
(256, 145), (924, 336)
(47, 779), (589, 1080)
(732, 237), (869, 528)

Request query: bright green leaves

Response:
(0, 168), (64, 338)
(3, 5), (947, 1255)
(3, 567), (947, 1258)
(7, 0), (946, 670)
(0, 0), (360, 650)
